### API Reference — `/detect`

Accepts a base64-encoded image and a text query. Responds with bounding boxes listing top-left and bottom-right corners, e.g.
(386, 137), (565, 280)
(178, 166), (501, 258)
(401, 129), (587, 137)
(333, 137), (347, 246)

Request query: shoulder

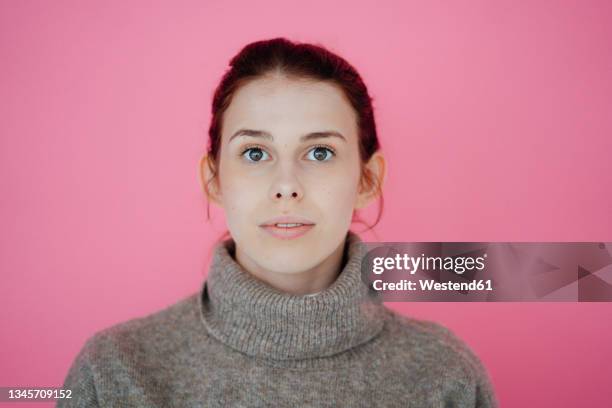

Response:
(374, 309), (499, 407)
(60, 293), (206, 405)
(79, 292), (203, 366)
(382, 309), (489, 380)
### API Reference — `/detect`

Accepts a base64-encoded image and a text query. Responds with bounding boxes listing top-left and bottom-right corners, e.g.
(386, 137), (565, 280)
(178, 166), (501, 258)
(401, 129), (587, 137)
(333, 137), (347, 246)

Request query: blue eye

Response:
(242, 147), (270, 162)
(307, 146), (335, 162)
(240, 145), (335, 163)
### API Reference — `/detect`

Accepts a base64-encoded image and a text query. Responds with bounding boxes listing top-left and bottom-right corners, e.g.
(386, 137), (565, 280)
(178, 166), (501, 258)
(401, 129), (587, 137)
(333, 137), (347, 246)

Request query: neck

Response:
(234, 237), (347, 295)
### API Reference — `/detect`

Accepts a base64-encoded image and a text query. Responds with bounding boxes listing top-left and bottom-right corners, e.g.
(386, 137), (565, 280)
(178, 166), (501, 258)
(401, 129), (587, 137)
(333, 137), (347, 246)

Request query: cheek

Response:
(218, 169), (261, 220)
(311, 171), (360, 220)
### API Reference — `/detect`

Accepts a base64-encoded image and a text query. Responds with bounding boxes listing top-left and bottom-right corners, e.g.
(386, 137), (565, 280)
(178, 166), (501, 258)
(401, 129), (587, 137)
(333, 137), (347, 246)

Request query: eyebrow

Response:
(228, 129), (347, 143)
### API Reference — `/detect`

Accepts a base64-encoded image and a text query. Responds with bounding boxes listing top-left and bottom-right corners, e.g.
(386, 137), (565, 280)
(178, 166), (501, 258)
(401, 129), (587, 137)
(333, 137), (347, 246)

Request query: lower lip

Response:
(260, 224), (315, 240)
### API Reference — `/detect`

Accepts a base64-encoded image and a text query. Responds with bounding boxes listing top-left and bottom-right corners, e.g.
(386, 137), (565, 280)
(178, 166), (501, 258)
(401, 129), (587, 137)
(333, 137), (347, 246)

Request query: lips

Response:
(259, 216), (316, 240)
(259, 216), (316, 227)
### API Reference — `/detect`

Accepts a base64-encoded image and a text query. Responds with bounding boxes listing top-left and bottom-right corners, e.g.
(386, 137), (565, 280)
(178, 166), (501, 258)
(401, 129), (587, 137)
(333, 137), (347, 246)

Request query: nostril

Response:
(275, 192), (298, 198)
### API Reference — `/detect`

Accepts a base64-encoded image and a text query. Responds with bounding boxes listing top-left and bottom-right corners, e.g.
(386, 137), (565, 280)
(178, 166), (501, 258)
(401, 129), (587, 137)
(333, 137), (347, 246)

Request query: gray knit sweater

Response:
(59, 231), (498, 407)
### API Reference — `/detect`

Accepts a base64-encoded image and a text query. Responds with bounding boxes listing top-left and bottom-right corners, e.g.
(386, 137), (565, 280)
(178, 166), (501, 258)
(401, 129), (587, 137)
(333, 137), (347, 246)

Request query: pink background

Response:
(1, 1), (611, 407)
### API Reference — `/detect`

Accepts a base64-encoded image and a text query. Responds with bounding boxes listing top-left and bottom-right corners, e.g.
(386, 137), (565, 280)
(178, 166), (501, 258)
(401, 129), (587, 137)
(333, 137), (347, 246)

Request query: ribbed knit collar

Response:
(198, 230), (388, 361)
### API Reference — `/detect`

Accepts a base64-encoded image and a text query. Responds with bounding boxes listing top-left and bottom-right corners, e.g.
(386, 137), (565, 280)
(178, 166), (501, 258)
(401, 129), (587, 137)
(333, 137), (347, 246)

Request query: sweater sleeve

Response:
(57, 337), (100, 408)
(472, 352), (498, 408)
(427, 320), (499, 408)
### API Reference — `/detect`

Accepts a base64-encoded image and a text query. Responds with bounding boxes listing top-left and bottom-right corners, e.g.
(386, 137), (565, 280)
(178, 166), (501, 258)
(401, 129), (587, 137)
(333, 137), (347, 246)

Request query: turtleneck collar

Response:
(198, 230), (389, 361)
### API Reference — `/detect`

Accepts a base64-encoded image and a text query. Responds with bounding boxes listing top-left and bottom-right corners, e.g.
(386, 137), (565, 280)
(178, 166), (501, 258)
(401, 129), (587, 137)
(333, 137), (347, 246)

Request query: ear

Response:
(199, 154), (222, 206)
(355, 151), (386, 210)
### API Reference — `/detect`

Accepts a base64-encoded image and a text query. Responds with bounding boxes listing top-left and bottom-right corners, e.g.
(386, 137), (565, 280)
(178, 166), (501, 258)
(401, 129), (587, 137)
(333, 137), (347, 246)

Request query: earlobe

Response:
(355, 152), (386, 209)
(355, 180), (375, 209)
(199, 154), (221, 205)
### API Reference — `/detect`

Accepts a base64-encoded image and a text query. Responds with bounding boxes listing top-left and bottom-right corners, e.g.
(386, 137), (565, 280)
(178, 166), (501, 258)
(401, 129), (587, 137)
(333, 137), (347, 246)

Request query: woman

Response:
(60, 38), (498, 407)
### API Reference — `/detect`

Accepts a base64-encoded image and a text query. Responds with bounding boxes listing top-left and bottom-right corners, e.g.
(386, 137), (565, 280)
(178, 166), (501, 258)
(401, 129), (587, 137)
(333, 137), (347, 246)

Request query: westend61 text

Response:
(372, 279), (494, 291)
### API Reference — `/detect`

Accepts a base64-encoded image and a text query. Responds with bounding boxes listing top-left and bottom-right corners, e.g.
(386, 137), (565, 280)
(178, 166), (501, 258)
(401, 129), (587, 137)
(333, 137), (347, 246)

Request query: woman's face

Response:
(206, 74), (378, 275)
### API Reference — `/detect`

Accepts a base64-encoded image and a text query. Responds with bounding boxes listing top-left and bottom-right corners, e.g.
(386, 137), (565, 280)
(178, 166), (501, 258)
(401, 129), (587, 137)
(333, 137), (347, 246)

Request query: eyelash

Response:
(239, 144), (337, 162)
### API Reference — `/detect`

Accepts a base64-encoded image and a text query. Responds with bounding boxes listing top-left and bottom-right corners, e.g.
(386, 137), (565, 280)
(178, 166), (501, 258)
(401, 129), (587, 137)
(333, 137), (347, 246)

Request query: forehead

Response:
(222, 75), (358, 142)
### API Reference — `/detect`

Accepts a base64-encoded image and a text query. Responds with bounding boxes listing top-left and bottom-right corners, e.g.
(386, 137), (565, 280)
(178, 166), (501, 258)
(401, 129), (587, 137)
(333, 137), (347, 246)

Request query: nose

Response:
(269, 168), (303, 202)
